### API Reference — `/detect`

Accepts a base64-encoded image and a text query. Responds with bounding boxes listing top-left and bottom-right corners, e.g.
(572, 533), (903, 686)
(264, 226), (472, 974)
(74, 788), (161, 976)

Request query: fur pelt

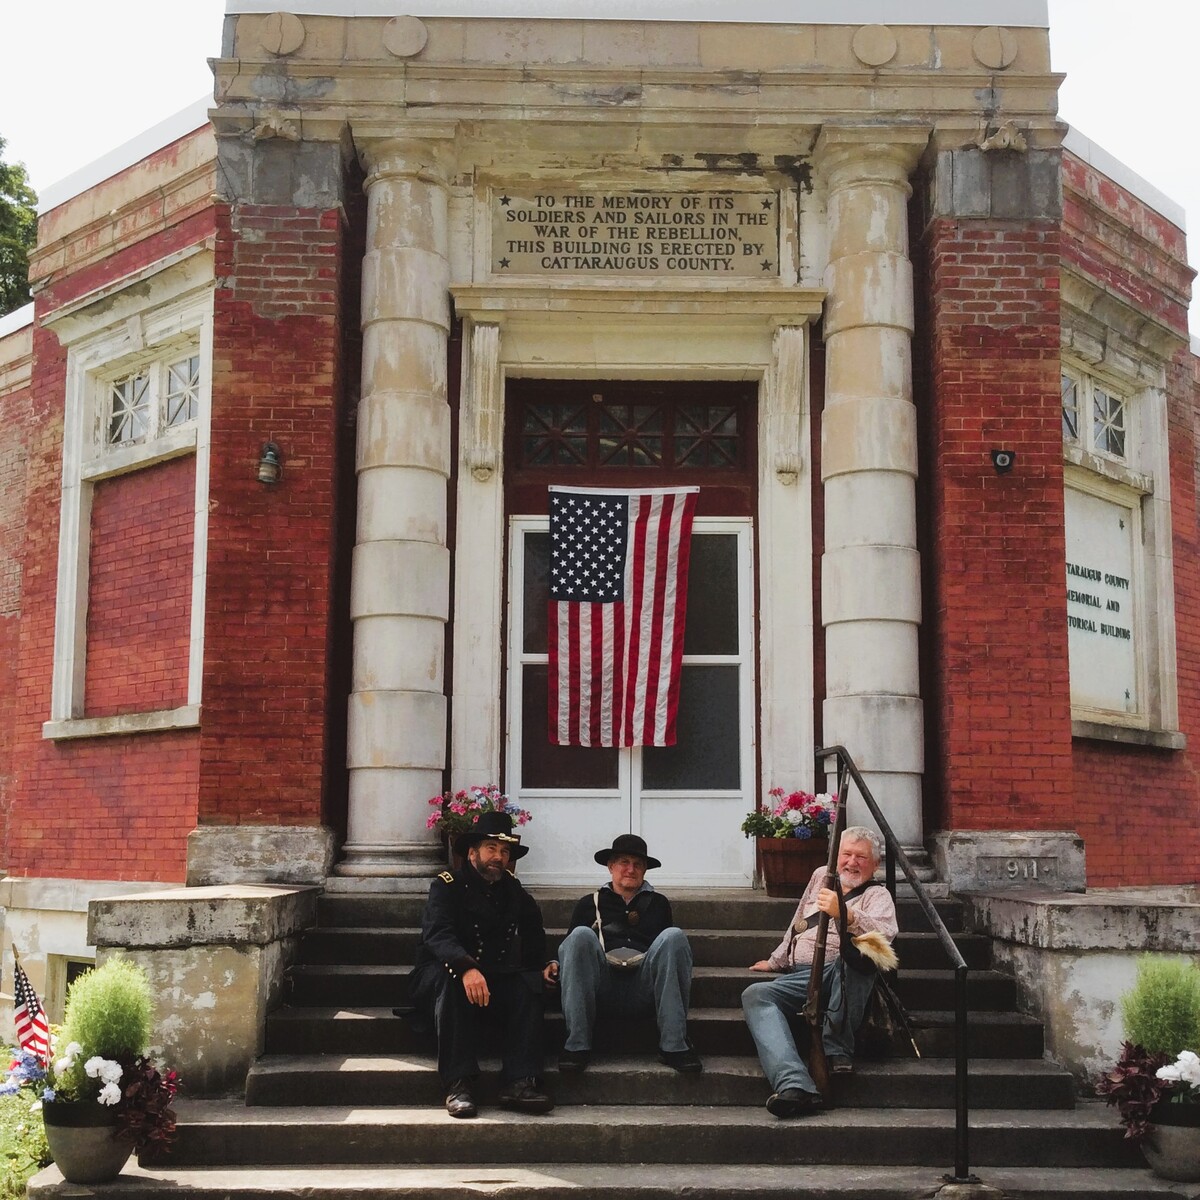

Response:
(851, 929), (899, 973)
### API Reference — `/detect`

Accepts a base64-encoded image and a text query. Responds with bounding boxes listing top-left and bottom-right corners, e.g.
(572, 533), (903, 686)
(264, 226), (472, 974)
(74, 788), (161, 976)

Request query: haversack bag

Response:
(593, 892), (646, 970)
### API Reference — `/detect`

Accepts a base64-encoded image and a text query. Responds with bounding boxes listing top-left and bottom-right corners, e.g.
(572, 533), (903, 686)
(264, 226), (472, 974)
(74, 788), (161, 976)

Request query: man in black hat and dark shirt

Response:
(547, 833), (702, 1074)
(408, 811), (554, 1119)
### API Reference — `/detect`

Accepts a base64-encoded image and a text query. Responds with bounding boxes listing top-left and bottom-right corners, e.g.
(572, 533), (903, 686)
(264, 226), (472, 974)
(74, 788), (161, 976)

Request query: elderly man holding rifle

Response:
(741, 823), (898, 1118)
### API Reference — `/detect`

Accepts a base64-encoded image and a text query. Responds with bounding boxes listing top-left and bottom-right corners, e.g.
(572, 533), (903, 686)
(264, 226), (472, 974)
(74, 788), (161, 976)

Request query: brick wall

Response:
(0, 334), (33, 872)
(4, 326), (198, 881)
(916, 216), (1076, 833)
(197, 202), (348, 828)
(84, 457), (196, 717)
(1062, 153), (1199, 886)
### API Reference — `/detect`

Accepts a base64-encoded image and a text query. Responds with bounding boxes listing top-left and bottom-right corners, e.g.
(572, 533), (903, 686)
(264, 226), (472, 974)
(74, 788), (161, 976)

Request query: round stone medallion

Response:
(852, 24), (898, 68)
(972, 26), (1018, 70)
(260, 12), (305, 57)
(384, 15), (430, 58)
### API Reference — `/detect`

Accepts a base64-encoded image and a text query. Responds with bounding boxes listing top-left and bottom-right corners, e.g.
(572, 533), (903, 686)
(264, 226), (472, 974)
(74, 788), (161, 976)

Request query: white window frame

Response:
(42, 248), (214, 740)
(1061, 355), (1181, 746)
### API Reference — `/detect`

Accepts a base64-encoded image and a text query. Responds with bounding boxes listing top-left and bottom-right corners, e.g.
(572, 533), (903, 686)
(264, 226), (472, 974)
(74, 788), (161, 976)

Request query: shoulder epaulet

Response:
(437, 871), (455, 884)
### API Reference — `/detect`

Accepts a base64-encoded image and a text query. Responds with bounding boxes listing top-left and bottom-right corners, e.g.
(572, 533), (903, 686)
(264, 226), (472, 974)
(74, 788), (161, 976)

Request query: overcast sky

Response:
(2, 1), (1197, 333)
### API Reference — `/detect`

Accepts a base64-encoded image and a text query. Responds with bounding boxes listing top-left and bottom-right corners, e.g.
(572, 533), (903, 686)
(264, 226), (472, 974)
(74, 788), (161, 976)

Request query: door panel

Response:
(507, 517), (754, 886)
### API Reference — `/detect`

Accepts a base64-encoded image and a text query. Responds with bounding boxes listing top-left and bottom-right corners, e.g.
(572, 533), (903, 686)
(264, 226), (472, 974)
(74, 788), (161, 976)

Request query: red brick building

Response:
(0, 4), (1195, 1012)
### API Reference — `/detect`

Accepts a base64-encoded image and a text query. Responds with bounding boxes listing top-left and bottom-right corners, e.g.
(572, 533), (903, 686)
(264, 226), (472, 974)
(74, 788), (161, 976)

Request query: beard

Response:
(839, 864), (866, 887)
(475, 859), (505, 883)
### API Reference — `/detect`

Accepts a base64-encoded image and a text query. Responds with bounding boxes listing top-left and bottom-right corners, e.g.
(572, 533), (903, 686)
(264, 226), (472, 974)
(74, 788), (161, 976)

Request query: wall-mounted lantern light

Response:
(257, 440), (284, 486)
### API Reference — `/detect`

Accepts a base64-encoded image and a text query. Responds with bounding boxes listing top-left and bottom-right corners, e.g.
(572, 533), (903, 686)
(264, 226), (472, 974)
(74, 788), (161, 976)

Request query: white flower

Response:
(54, 1057), (74, 1077)
(64, 1042), (82, 1058)
(97, 1082), (121, 1106)
(784, 809), (803, 825)
(84, 1056), (123, 1086)
(1158, 1050), (1200, 1088)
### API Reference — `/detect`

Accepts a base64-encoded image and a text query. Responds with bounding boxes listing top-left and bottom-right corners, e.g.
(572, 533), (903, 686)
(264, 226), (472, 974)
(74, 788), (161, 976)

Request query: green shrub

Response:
(57, 958), (154, 1101)
(0, 1093), (51, 1200)
(1121, 956), (1200, 1057)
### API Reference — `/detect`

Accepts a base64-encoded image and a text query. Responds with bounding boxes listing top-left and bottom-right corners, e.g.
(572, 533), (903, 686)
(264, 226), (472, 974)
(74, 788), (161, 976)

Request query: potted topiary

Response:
(41, 957), (179, 1185)
(1096, 955), (1200, 1182)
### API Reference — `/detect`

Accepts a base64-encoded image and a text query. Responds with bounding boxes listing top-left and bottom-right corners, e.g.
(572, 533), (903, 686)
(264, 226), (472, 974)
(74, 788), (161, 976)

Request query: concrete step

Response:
(244, 1052), (1077, 1110)
(297, 927), (993, 970)
(264, 1005), (1045, 1059)
(317, 891), (965, 934)
(143, 1099), (1138, 1170)
(28, 1162), (1184, 1200)
(285, 962), (1017, 1012)
(29, 1162), (1185, 1200)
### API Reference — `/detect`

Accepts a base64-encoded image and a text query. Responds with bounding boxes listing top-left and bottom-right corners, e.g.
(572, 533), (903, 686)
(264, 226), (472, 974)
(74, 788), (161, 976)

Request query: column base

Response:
(332, 840), (445, 882)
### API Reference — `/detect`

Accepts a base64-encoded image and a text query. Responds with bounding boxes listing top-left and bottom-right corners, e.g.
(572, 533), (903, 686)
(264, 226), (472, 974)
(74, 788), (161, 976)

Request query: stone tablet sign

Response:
(1064, 487), (1138, 715)
(492, 188), (779, 278)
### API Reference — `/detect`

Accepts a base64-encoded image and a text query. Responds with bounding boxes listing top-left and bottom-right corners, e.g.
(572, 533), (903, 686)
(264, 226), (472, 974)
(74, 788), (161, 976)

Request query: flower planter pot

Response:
(1143, 1101), (1200, 1182)
(756, 836), (829, 898)
(42, 1101), (134, 1184)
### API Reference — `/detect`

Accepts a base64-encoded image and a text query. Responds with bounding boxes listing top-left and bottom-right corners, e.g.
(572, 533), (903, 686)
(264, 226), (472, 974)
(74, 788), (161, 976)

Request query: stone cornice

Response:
(29, 161), (218, 293)
(1061, 266), (1188, 368)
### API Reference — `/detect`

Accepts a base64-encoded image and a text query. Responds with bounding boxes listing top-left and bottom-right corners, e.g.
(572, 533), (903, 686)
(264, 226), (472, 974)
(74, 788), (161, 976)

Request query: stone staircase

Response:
(31, 888), (1179, 1198)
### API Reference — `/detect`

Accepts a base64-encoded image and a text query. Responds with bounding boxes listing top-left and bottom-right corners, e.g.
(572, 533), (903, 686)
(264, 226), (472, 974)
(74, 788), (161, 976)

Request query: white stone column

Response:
(339, 134), (453, 879)
(815, 126), (929, 851)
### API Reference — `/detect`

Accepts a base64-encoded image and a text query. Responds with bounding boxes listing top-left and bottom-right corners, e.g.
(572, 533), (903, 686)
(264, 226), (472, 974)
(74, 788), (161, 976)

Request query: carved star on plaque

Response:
(498, 258), (511, 269)
(499, 195), (511, 206)
(761, 197), (773, 210)
(761, 259), (774, 271)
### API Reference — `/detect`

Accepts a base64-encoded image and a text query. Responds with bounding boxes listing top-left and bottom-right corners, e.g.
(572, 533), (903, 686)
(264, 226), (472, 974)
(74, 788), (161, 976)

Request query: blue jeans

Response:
(558, 925), (693, 1054)
(741, 961), (875, 1095)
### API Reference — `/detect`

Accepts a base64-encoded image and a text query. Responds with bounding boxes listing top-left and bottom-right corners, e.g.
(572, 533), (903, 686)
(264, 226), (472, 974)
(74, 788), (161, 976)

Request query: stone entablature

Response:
(28, 126), (217, 299)
(211, 15), (1062, 158)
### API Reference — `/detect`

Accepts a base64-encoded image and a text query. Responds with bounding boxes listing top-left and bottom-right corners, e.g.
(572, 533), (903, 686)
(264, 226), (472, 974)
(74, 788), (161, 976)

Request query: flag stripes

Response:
(548, 486), (697, 747)
(13, 957), (50, 1064)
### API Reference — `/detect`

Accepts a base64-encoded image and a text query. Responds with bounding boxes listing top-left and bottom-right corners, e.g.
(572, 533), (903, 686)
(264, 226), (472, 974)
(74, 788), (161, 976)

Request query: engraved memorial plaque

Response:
(492, 188), (780, 278)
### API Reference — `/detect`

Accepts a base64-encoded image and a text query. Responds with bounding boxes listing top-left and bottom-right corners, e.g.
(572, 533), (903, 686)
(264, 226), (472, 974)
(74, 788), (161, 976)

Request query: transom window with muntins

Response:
(505, 379), (757, 517)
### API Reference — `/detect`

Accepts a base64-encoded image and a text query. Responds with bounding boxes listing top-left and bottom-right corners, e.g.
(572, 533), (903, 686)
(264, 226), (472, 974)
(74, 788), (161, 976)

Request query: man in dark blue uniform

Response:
(408, 811), (554, 1118)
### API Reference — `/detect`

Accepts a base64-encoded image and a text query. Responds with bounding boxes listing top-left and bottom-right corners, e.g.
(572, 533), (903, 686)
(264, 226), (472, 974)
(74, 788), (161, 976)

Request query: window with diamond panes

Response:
(1061, 373), (1079, 443)
(1092, 386), (1126, 459)
(103, 350), (202, 452)
(514, 385), (747, 473)
(108, 373), (151, 446)
(166, 354), (201, 428)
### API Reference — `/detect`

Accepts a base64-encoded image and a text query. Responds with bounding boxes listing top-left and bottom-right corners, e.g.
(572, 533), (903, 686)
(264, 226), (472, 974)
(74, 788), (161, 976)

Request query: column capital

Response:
(814, 124), (931, 191)
(355, 124), (459, 189)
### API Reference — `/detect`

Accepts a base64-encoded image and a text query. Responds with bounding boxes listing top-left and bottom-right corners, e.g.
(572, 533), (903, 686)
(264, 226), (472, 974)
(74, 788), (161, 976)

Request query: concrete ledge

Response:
(965, 886), (1200, 953)
(89, 885), (320, 949)
(1071, 718), (1187, 751)
(964, 886), (1200, 1088)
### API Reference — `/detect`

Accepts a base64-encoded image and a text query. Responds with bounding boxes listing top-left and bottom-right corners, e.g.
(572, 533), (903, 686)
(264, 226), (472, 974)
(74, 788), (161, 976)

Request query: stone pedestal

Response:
(88, 886), (319, 1096)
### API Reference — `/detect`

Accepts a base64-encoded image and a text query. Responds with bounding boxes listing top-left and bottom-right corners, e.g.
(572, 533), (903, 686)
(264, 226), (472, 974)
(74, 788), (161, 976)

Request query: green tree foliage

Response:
(0, 136), (37, 316)
(1121, 956), (1200, 1057)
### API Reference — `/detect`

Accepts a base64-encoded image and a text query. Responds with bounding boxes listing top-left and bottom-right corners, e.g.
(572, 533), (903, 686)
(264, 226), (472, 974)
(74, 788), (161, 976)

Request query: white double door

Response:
(506, 516), (756, 887)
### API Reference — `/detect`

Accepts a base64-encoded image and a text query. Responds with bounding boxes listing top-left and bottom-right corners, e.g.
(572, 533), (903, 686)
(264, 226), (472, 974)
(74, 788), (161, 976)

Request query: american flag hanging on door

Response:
(548, 485), (698, 747)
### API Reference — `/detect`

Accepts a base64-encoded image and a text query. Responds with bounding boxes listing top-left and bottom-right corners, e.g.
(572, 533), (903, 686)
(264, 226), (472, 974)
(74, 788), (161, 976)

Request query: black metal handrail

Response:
(816, 745), (977, 1186)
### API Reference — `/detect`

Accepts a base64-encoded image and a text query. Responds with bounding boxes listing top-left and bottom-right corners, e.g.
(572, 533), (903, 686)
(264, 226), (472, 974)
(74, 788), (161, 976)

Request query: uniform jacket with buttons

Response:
(412, 864), (548, 984)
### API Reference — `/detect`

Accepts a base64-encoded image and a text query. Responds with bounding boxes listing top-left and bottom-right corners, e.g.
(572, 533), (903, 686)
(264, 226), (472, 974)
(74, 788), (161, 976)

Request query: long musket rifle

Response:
(800, 766), (850, 1100)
